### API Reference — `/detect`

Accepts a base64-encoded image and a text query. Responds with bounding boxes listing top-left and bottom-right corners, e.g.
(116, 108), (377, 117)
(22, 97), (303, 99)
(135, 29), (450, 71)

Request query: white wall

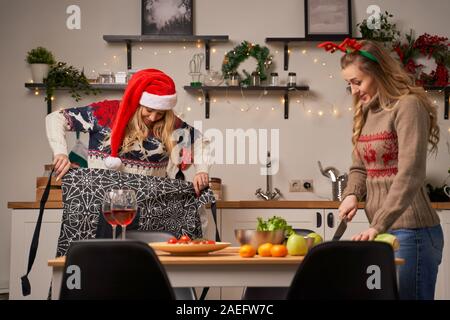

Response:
(0, 0), (449, 291)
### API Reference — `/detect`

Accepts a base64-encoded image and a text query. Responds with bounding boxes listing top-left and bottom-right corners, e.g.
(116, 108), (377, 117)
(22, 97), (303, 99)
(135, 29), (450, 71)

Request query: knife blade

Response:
(332, 217), (348, 241)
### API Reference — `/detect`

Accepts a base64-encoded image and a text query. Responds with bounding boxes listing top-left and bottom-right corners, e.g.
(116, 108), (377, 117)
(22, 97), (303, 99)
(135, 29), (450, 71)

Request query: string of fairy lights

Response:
(30, 42), (448, 133)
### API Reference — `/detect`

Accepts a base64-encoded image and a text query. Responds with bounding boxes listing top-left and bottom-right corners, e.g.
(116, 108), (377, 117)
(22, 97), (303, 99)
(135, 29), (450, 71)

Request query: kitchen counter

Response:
(8, 200), (450, 210)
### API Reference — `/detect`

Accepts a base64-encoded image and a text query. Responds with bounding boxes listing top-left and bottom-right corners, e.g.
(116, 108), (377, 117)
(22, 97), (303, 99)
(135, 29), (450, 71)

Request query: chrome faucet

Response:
(255, 151), (282, 200)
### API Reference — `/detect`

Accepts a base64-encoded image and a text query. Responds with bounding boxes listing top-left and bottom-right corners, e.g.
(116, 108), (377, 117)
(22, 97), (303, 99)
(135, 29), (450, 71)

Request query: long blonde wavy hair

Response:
(340, 40), (439, 155)
(119, 106), (177, 156)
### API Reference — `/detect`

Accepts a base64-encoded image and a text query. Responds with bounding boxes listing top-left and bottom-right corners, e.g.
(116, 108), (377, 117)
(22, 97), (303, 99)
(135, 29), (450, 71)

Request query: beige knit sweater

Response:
(342, 94), (440, 233)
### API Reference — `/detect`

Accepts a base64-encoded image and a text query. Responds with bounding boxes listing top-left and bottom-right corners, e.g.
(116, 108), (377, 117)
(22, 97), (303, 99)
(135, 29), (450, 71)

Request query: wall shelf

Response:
(266, 36), (363, 70)
(183, 85), (310, 119)
(103, 35), (229, 70)
(265, 38), (449, 119)
(25, 83), (127, 90)
(25, 83), (126, 114)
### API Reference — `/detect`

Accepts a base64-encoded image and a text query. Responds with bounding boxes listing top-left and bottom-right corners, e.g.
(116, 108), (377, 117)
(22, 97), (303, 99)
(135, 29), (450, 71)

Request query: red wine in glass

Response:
(103, 191), (118, 239)
(103, 211), (119, 226)
(112, 209), (136, 226)
(111, 189), (137, 240)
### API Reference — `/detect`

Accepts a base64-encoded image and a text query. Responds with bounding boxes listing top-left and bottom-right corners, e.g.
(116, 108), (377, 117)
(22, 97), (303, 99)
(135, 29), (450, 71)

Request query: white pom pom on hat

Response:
(104, 156), (122, 170)
(104, 69), (177, 169)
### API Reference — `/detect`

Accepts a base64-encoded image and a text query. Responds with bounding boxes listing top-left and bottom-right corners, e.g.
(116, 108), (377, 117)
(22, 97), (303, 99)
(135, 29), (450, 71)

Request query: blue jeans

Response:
(390, 225), (444, 300)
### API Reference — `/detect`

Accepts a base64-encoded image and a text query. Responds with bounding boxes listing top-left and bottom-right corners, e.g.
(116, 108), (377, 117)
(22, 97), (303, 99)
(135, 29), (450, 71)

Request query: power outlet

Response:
(289, 180), (302, 192)
(301, 179), (314, 192)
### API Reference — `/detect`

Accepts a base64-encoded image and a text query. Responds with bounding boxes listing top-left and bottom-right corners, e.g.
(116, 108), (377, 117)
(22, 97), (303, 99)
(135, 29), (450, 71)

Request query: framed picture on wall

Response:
(304, 0), (352, 40)
(141, 0), (193, 36)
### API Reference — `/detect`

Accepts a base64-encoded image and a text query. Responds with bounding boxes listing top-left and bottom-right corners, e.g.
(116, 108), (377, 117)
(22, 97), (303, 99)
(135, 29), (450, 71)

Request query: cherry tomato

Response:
(167, 237), (178, 244)
(206, 240), (216, 244)
(178, 235), (191, 243)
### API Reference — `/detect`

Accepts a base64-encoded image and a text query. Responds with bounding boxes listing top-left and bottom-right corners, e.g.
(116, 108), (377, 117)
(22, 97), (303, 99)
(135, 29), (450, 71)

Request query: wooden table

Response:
(48, 247), (404, 300)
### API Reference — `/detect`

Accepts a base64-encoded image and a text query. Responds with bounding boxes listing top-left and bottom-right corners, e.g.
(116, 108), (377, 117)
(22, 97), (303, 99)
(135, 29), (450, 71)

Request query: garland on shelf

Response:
(44, 62), (99, 102)
(222, 41), (273, 86)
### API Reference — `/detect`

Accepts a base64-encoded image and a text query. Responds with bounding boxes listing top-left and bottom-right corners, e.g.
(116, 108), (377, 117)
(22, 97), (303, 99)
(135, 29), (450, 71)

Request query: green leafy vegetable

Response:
(257, 216), (294, 236)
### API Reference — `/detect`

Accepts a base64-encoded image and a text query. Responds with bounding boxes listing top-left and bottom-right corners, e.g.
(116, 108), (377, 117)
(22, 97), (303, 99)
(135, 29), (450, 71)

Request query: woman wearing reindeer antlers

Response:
(321, 38), (443, 300)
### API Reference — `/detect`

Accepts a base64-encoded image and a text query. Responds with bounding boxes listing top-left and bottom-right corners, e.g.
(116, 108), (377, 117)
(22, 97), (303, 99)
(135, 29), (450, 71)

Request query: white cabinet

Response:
(9, 209), (62, 300)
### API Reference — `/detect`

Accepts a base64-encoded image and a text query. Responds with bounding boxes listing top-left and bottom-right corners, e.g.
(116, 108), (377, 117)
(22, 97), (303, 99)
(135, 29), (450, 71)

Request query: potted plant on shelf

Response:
(357, 11), (401, 47)
(25, 47), (56, 83)
(44, 62), (99, 102)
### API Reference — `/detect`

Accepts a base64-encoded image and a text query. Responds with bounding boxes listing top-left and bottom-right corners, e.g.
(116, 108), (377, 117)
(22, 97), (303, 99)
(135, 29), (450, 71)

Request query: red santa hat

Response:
(104, 68), (177, 170)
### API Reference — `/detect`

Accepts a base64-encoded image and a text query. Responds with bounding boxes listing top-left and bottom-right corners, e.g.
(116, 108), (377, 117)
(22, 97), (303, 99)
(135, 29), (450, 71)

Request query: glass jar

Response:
(204, 70), (224, 86)
(98, 71), (114, 84)
(270, 72), (279, 86)
(115, 71), (127, 84)
(288, 72), (297, 87)
(227, 72), (240, 86)
(250, 72), (260, 86)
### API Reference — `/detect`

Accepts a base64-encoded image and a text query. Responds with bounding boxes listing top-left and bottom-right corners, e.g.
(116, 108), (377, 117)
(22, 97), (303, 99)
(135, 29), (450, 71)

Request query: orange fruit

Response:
(270, 244), (288, 257)
(239, 244), (256, 258)
(258, 243), (273, 257)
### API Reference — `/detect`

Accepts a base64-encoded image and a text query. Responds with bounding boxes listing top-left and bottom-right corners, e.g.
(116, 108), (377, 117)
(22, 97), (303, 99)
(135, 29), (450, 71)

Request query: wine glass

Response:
(111, 189), (137, 240)
(102, 191), (118, 239)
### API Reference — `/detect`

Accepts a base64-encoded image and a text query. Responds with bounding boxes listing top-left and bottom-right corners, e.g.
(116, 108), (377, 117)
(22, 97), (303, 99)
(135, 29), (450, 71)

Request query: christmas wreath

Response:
(394, 32), (450, 86)
(357, 12), (449, 87)
(222, 41), (273, 86)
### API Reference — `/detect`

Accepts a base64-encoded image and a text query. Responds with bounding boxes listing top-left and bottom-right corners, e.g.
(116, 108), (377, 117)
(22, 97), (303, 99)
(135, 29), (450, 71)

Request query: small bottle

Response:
(250, 72), (260, 86)
(288, 72), (297, 87)
(228, 72), (239, 86)
(270, 72), (279, 86)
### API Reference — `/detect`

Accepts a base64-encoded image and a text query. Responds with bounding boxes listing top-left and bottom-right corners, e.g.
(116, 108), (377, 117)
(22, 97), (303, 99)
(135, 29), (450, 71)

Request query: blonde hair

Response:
(120, 106), (177, 156)
(340, 40), (439, 155)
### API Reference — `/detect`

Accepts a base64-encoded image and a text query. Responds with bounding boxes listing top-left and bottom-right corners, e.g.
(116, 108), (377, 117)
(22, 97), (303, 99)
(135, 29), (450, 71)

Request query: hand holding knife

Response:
(332, 216), (348, 241)
(334, 194), (358, 241)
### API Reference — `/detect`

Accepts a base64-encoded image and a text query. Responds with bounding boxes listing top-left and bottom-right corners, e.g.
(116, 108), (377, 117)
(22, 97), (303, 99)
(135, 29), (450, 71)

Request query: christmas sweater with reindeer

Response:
(45, 100), (211, 179)
(342, 95), (440, 233)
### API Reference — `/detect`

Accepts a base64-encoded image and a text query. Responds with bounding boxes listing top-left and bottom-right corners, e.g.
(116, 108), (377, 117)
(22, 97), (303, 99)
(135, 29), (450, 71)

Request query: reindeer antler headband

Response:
(318, 38), (378, 63)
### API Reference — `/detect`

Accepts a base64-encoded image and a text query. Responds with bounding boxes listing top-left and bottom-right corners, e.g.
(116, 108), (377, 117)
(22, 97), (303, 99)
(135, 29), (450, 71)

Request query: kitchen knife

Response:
(332, 217), (348, 241)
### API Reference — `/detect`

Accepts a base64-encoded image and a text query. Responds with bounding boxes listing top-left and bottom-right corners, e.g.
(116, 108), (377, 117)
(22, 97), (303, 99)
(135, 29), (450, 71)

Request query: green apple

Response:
(375, 233), (400, 251)
(307, 232), (323, 247)
(286, 233), (308, 256)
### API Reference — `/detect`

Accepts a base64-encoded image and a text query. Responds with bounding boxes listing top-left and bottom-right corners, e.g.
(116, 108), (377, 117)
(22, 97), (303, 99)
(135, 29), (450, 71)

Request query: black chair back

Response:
(59, 240), (175, 300)
(287, 241), (399, 300)
(126, 230), (197, 300)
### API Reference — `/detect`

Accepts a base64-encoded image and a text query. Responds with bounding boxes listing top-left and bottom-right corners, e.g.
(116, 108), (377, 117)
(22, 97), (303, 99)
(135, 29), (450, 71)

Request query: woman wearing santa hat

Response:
(45, 68), (212, 196)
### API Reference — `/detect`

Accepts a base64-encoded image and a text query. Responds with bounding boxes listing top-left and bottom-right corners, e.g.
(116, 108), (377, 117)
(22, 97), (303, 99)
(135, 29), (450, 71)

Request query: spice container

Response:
(250, 72), (260, 86)
(227, 72), (239, 86)
(98, 71), (114, 84)
(288, 72), (297, 87)
(115, 71), (127, 84)
(269, 72), (279, 86)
